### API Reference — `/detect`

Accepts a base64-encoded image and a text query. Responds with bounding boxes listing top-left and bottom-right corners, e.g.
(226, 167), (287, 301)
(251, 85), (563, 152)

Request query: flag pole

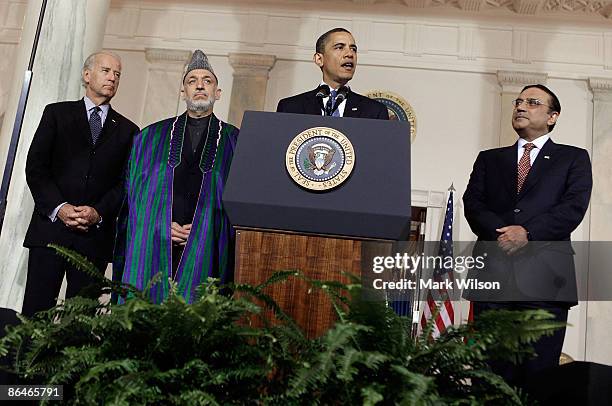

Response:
(410, 210), (426, 339)
(0, 0), (48, 236)
(415, 183), (456, 339)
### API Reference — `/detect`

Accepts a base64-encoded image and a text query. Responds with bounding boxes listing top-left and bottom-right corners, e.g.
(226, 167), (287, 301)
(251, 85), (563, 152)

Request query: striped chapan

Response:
(114, 113), (239, 303)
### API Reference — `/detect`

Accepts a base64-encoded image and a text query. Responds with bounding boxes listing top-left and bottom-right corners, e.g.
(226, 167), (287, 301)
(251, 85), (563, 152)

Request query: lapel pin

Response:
(351, 107), (357, 111)
(544, 155), (550, 159)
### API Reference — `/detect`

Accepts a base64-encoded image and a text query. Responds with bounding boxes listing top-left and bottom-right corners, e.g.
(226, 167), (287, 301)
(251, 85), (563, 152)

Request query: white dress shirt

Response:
(517, 134), (550, 165)
(84, 96), (110, 127)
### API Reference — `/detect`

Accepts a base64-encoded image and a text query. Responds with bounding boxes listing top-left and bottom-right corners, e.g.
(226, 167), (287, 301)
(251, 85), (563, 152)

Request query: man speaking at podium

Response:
(276, 28), (388, 120)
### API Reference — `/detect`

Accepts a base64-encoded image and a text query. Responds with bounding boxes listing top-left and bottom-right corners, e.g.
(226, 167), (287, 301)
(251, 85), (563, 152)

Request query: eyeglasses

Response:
(512, 98), (553, 109)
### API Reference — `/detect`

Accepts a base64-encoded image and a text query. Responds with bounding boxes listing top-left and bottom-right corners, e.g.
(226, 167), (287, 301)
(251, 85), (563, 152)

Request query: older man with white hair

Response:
(22, 51), (139, 316)
(114, 50), (239, 304)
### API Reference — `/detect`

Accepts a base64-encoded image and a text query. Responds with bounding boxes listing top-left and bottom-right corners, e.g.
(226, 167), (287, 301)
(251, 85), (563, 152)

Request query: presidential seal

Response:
(286, 127), (355, 191)
(365, 90), (417, 143)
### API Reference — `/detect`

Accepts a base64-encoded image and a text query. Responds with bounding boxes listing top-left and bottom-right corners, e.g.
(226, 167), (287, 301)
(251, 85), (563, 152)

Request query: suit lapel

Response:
(499, 143), (518, 198)
(304, 89), (324, 116)
(74, 99), (93, 147)
(518, 139), (556, 198)
(343, 90), (359, 118)
(94, 107), (119, 149)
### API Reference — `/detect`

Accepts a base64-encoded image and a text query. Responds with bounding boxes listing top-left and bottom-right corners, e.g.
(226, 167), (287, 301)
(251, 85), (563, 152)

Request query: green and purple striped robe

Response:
(114, 113), (238, 303)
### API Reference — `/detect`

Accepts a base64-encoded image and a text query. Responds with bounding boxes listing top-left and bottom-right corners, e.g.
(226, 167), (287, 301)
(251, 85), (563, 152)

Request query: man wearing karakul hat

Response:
(114, 50), (239, 303)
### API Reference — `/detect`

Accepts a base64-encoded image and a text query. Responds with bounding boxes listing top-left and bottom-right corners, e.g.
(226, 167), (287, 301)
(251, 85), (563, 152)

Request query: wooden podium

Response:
(224, 111), (411, 338)
(234, 228), (394, 338)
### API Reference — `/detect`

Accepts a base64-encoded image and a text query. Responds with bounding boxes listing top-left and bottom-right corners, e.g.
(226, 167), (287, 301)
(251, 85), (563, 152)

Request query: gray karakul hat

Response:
(183, 49), (217, 82)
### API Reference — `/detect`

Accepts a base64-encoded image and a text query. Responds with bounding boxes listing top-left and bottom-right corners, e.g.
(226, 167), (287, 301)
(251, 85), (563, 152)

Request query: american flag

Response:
(420, 189), (455, 338)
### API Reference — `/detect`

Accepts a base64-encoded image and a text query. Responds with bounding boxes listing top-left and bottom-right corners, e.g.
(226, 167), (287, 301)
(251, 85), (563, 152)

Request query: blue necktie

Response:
(89, 106), (102, 145)
(325, 90), (341, 117)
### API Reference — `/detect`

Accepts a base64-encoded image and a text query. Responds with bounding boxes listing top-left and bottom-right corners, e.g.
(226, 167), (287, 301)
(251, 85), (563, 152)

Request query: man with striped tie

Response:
(114, 50), (239, 305)
(463, 84), (592, 389)
(276, 27), (388, 120)
(23, 51), (139, 316)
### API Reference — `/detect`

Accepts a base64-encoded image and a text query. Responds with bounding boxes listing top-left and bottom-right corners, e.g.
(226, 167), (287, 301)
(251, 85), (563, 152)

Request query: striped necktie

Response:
(517, 142), (535, 193)
(325, 90), (340, 117)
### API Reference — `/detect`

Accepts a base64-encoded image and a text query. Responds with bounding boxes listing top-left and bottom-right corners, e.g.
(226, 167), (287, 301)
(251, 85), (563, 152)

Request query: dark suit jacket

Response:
(276, 88), (389, 120)
(24, 99), (139, 262)
(463, 139), (592, 304)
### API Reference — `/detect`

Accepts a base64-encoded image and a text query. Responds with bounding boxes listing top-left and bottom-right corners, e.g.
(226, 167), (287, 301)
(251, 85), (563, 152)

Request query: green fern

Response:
(0, 247), (563, 405)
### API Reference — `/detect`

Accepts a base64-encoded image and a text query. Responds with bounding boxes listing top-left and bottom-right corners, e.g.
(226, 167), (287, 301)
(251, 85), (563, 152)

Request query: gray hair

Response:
(81, 51), (122, 87)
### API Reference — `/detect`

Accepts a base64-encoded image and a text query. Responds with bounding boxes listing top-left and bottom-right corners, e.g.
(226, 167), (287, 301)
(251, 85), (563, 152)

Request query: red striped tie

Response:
(517, 143), (535, 193)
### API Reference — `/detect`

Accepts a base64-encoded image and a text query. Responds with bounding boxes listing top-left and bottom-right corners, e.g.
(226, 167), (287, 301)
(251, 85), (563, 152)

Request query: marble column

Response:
(140, 48), (191, 128)
(584, 78), (612, 364)
(228, 53), (276, 127)
(496, 70), (547, 147)
(0, 47), (13, 128)
(0, 80), (5, 131)
(0, 0), (111, 311)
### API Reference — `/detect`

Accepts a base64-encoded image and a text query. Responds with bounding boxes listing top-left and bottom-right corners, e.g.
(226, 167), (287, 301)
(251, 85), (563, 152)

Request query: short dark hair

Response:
(521, 84), (561, 131)
(315, 28), (351, 54)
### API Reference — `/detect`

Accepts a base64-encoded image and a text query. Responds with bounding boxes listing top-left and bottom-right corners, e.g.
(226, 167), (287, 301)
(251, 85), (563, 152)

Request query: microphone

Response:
(316, 84), (331, 99)
(328, 86), (349, 116)
(316, 84), (330, 115)
(334, 85), (349, 106)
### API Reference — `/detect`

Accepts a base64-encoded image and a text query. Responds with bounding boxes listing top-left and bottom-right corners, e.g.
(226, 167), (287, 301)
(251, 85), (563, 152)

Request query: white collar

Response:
(518, 133), (550, 150)
(84, 96), (110, 114)
(319, 81), (351, 93)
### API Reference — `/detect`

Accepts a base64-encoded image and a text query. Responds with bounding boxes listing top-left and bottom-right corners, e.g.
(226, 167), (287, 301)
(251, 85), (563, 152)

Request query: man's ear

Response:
(313, 52), (323, 68)
(82, 70), (90, 86)
(548, 112), (559, 125)
(215, 88), (222, 101)
(180, 87), (185, 100)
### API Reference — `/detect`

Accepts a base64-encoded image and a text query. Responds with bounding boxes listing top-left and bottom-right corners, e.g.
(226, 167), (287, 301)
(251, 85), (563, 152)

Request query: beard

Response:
(186, 97), (215, 112)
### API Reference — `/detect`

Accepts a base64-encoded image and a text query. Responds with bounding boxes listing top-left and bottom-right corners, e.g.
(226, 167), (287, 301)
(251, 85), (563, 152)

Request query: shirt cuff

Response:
(49, 202), (67, 222)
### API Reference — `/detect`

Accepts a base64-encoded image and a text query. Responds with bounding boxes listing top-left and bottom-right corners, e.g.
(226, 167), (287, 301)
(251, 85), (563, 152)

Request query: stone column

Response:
(584, 78), (612, 364)
(496, 70), (547, 146)
(0, 0), (111, 311)
(140, 48), (191, 128)
(228, 53), (276, 127)
(0, 81), (5, 131)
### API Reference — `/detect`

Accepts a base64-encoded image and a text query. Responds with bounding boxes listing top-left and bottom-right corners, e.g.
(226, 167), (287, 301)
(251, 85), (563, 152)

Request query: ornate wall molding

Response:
(345, 0), (612, 18)
(227, 52), (276, 126)
(3, 1), (612, 81)
(497, 70), (548, 90)
(458, 0), (486, 11)
(144, 48), (191, 65)
(512, 0), (544, 15)
(589, 77), (612, 92)
(228, 53), (276, 78)
(589, 77), (612, 100)
(98, 1), (612, 82)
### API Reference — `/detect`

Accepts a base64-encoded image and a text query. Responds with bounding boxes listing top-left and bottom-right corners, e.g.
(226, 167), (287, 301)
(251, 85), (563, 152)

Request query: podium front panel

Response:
(223, 111), (411, 240)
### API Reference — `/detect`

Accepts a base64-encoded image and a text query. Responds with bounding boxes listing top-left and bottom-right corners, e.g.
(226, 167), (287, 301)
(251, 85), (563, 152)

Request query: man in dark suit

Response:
(463, 84), (592, 387)
(22, 51), (139, 316)
(277, 27), (388, 120)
